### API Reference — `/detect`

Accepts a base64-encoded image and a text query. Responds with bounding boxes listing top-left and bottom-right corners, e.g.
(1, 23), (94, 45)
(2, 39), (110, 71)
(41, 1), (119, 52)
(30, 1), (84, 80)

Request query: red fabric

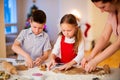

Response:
(84, 23), (91, 37)
(60, 36), (77, 63)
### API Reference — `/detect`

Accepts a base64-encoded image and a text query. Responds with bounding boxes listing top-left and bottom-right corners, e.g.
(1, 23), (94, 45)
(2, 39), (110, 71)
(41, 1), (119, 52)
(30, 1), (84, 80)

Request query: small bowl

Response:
(32, 73), (44, 80)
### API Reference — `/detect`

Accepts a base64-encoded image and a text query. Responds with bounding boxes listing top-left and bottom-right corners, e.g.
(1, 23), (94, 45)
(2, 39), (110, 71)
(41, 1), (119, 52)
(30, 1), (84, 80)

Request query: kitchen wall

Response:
(1, 0), (115, 57)
(0, 0), (6, 58)
(18, 0), (94, 50)
(19, 0), (116, 44)
(59, 0), (93, 50)
(89, 0), (116, 43)
(20, 0), (59, 44)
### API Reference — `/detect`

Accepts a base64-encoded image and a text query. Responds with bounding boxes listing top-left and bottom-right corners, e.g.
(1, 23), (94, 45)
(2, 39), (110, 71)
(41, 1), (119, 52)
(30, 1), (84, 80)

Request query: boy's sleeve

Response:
(15, 30), (25, 44)
(43, 35), (51, 52)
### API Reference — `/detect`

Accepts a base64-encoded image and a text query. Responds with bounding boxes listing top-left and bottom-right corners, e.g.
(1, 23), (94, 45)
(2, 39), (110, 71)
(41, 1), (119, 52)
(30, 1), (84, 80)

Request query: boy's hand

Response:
(33, 57), (43, 66)
(25, 55), (34, 68)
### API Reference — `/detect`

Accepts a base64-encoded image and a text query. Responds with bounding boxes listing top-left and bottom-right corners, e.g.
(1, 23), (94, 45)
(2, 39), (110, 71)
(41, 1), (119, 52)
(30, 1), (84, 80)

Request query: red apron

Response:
(60, 35), (77, 63)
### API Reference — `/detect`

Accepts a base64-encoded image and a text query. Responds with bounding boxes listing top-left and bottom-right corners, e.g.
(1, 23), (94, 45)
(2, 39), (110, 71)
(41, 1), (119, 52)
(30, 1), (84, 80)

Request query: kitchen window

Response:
(4, 0), (18, 34)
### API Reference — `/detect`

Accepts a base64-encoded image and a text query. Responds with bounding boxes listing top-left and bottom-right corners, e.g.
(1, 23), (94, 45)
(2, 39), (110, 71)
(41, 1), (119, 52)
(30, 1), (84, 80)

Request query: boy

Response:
(12, 10), (51, 68)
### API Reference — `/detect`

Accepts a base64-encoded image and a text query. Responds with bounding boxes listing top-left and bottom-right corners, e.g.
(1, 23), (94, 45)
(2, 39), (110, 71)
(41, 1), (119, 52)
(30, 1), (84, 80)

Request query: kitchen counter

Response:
(0, 58), (120, 80)
(17, 67), (120, 80)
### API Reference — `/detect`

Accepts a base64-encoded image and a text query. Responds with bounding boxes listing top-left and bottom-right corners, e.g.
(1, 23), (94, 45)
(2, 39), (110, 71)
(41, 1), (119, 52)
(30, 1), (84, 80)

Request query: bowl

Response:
(32, 73), (44, 80)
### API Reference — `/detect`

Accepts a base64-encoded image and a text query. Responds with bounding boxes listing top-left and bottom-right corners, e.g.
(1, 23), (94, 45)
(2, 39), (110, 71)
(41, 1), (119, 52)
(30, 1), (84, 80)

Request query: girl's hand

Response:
(47, 59), (57, 70)
(58, 63), (72, 71)
(84, 59), (97, 72)
(33, 57), (43, 66)
(25, 55), (33, 68)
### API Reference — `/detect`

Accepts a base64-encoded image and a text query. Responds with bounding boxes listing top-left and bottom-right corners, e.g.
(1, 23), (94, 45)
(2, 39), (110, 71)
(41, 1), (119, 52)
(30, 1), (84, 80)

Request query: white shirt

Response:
(52, 36), (84, 64)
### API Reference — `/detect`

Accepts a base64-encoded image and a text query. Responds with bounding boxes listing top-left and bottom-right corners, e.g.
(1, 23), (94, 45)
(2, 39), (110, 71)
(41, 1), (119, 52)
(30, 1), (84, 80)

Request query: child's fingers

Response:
(33, 58), (42, 65)
(58, 65), (65, 71)
(47, 59), (57, 70)
(47, 62), (53, 70)
(65, 67), (69, 71)
(35, 61), (40, 66)
(48, 62), (57, 70)
(26, 61), (33, 68)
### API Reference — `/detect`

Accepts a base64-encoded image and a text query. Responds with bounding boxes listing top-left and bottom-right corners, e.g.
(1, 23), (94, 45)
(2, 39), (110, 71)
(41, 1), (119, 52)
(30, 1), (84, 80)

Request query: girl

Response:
(47, 14), (84, 70)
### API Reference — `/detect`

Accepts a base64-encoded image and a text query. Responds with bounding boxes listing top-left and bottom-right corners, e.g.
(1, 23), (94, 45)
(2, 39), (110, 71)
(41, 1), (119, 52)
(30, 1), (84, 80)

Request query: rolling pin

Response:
(2, 61), (18, 74)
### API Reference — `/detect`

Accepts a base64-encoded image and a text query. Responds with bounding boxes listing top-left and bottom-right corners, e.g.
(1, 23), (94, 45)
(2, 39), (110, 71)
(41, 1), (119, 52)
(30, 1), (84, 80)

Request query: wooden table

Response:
(0, 58), (120, 80)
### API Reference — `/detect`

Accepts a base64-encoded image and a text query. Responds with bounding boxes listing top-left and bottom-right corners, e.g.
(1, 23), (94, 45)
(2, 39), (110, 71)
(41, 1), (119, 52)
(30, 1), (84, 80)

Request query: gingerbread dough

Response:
(53, 64), (110, 75)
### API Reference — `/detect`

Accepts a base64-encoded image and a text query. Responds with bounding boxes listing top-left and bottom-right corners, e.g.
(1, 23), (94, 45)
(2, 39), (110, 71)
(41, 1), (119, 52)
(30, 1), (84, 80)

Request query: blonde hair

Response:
(59, 14), (82, 53)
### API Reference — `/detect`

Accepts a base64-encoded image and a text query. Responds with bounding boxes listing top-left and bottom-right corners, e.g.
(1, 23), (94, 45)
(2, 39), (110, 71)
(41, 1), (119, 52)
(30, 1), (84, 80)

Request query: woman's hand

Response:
(84, 59), (97, 72)
(81, 58), (88, 68)
(81, 55), (93, 68)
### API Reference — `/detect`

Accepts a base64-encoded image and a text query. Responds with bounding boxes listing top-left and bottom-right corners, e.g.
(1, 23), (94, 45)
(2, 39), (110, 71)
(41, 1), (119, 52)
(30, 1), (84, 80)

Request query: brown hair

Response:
(91, 0), (118, 3)
(60, 14), (82, 53)
(31, 9), (46, 24)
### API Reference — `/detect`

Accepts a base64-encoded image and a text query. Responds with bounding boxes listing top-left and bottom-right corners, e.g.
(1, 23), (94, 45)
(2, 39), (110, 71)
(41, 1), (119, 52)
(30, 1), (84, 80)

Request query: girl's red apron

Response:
(56, 35), (77, 63)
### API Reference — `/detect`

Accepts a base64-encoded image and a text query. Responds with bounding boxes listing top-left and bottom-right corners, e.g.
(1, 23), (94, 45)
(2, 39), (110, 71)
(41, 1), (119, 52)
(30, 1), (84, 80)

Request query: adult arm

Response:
(84, 23), (120, 72)
(81, 23), (112, 68)
(90, 23), (113, 59)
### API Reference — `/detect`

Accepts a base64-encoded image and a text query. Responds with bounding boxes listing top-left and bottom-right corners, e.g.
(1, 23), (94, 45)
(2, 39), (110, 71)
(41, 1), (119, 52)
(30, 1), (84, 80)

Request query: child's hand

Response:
(58, 63), (72, 71)
(47, 59), (56, 70)
(33, 57), (43, 66)
(25, 56), (34, 68)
